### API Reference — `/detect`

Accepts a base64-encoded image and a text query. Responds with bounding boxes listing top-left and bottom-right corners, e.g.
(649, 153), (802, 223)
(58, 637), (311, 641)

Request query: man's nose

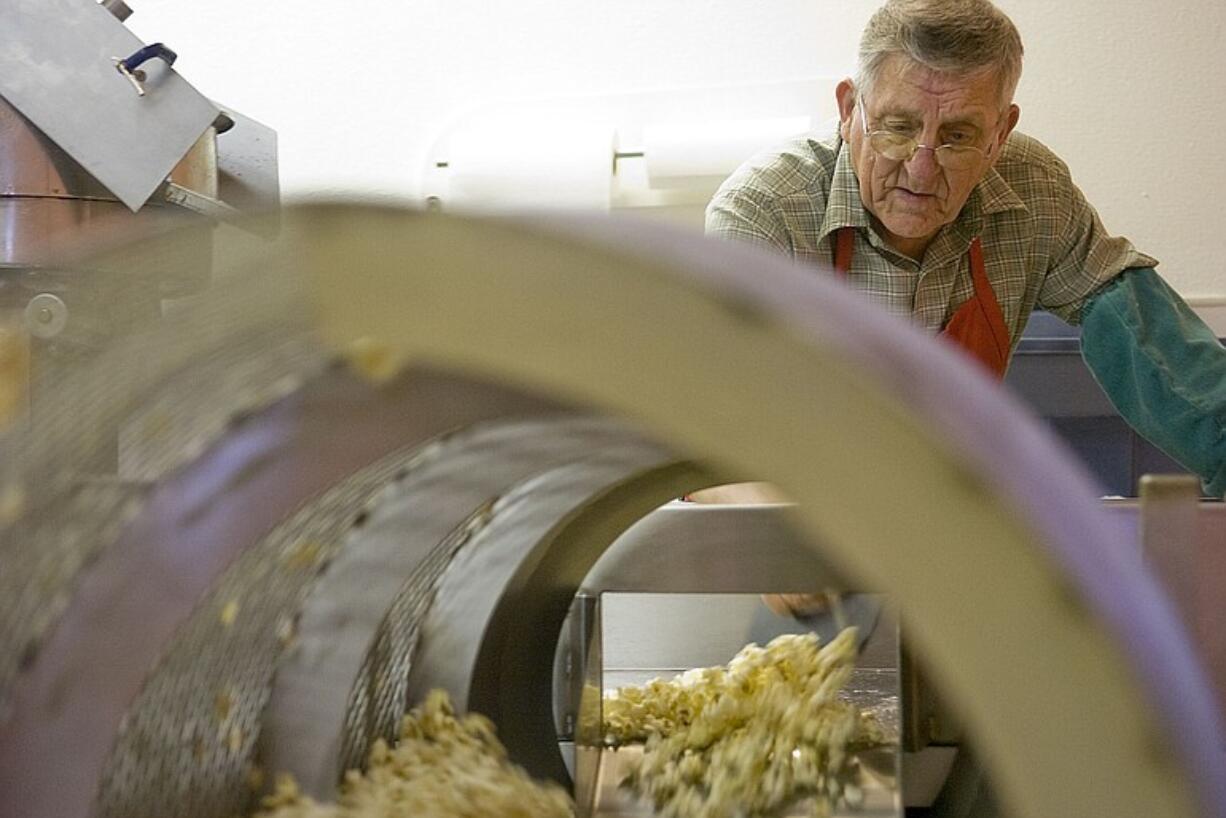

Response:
(904, 145), (941, 186)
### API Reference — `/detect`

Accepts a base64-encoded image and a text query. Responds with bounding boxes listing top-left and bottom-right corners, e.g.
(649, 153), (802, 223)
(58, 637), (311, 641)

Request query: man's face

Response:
(836, 56), (1020, 258)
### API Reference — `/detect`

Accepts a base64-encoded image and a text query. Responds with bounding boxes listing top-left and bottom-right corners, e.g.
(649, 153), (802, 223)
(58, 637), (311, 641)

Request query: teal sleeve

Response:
(1080, 267), (1226, 497)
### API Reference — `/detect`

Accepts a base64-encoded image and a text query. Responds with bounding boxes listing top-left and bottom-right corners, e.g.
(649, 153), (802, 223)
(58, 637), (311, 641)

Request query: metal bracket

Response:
(1140, 474), (1203, 635)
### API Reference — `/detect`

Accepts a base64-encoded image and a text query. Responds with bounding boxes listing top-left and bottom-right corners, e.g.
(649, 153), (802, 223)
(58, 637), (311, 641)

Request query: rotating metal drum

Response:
(0, 205), (1223, 818)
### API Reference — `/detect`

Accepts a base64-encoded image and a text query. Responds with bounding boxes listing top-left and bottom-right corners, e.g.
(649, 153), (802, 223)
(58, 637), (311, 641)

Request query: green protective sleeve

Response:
(1080, 267), (1226, 497)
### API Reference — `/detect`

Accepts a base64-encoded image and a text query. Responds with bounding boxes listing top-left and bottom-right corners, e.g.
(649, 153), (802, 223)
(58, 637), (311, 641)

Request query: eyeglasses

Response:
(858, 97), (989, 171)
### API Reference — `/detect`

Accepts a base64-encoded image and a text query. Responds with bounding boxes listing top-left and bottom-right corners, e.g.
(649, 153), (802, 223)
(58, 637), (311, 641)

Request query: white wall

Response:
(127, 0), (1225, 307)
(1000, 0), (1226, 305)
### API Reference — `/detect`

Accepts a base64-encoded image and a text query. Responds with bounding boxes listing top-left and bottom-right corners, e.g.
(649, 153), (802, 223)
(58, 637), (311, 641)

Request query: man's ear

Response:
(1004, 104), (1021, 137)
(990, 103), (1021, 164)
(835, 78), (857, 142)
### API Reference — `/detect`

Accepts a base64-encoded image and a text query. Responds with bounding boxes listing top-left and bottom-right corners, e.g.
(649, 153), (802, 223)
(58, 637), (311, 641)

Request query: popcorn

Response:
(253, 633), (883, 818)
(254, 690), (573, 818)
(606, 630), (885, 818)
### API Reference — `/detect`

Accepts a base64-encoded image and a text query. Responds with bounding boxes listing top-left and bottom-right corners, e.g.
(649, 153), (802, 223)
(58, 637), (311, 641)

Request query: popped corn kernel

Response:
(604, 629), (885, 818)
(252, 690), (572, 818)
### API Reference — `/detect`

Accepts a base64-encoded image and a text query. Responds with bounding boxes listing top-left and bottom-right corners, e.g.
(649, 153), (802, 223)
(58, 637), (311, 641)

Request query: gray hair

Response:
(855, 0), (1024, 108)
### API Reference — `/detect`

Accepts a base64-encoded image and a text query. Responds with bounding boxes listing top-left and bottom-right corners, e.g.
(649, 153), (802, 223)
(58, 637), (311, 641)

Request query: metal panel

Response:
(1140, 475), (1202, 630)
(590, 592), (901, 817)
(581, 501), (850, 594)
(0, 0), (219, 210)
(258, 416), (655, 799)
(1104, 498), (1226, 726)
(215, 107), (280, 215)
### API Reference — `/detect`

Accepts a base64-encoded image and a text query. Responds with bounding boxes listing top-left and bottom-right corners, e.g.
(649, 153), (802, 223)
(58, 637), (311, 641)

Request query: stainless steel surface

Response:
(260, 416), (666, 798)
(1, 360), (568, 818)
(0, 93), (218, 285)
(582, 501), (852, 594)
(406, 448), (699, 786)
(168, 128), (220, 199)
(215, 108), (280, 218)
(574, 593), (605, 817)
(22, 293), (67, 339)
(556, 502), (886, 756)
(96, 440), (433, 818)
(0, 196), (206, 270)
(0, 272), (319, 722)
(566, 503), (904, 814)
(560, 593), (599, 746)
(100, 0), (133, 21)
(0, 0), (218, 210)
(0, 98), (216, 204)
(0, 98), (112, 200)
(159, 179), (240, 220)
(591, 593), (889, 677)
(582, 591), (901, 817)
(408, 453), (624, 709)
(1104, 496), (1226, 732)
(1140, 475), (1202, 631)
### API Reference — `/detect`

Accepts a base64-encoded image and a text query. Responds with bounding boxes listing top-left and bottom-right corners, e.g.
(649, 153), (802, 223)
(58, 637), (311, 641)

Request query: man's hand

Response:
(685, 482), (789, 504)
(685, 484), (830, 619)
(761, 592), (833, 618)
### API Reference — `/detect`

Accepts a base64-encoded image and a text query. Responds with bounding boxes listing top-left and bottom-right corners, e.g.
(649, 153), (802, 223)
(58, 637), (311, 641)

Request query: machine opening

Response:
(559, 591), (901, 818)
(546, 486), (930, 817)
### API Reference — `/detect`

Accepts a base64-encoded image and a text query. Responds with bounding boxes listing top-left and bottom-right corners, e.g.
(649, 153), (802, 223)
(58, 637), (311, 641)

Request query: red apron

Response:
(834, 227), (1011, 379)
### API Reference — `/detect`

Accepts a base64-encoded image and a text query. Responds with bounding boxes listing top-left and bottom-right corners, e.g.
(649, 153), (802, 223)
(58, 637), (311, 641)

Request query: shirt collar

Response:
(967, 164), (1028, 218)
(818, 138), (1029, 246)
(817, 137), (873, 241)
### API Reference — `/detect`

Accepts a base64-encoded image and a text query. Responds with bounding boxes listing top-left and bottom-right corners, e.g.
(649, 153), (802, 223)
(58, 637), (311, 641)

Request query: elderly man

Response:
(707, 0), (1226, 498)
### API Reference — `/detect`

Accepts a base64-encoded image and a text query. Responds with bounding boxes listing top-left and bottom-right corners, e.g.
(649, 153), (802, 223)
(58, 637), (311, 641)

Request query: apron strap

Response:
(833, 227), (855, 276)
(940, 236), (1011, 379)
(966, 236), (1011, 368)
(832, 228), (1011, 379)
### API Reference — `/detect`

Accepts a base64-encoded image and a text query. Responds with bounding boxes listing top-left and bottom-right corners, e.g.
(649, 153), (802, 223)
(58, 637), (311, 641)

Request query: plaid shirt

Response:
(705, 131), (1157, 351)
